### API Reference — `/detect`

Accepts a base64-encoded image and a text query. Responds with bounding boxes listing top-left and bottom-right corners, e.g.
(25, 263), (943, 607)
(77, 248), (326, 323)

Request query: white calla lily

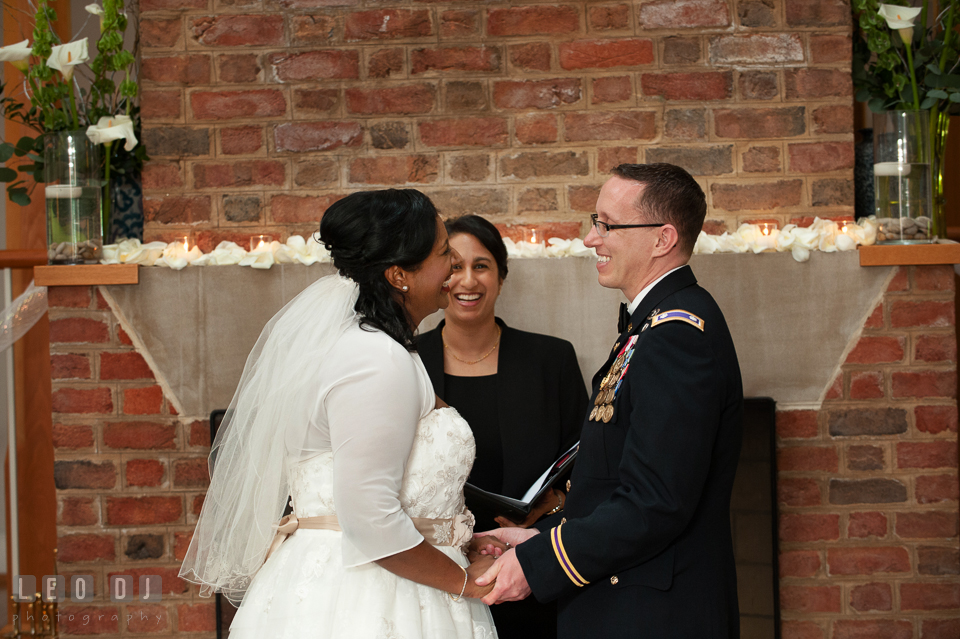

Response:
(0, 40), (32, 72)
(86, 115), (138, 151)
(878, 4), (922, 43)
(47, 38), (89, 81)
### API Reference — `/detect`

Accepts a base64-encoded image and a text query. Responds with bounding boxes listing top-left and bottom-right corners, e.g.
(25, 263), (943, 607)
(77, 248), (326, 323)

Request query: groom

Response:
(476, 163), (743, 638)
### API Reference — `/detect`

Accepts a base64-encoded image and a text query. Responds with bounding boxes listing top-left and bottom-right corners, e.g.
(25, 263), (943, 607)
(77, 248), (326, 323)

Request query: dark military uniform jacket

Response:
(515, 265), (744, 639)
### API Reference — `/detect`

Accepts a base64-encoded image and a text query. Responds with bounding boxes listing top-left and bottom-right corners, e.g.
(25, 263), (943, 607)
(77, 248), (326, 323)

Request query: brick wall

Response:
(140, 0), (854, 250)
(776, 266), (959, 639)
(48, 286), (216, 636)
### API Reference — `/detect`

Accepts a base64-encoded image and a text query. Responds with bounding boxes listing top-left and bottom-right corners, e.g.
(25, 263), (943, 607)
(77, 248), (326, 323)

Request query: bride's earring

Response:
(402, 285), (409, 291)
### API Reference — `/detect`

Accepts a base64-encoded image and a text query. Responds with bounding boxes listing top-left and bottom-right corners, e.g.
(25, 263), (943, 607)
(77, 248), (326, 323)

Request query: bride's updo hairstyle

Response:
(318, 189), (438, 350)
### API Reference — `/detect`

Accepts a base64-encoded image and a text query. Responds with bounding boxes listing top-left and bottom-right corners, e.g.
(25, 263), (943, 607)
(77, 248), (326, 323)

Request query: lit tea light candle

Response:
(756, 223), (778, 250)
(250, 235), (273, 252)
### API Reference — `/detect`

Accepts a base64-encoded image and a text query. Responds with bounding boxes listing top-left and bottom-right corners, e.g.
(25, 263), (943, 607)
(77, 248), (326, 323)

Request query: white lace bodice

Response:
(289, 407), (476, 536)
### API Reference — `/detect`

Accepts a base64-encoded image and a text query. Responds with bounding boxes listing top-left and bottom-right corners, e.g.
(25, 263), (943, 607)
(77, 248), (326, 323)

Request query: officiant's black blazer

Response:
(417, 318), (587, 501)
(516, 265), (744, 639)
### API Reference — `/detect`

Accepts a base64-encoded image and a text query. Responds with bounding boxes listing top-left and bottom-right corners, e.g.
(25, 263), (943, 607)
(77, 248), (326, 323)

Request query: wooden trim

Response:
(859, 243), (960, 266)
(0, 250), (46, 269)
(34, 264), (138, 286)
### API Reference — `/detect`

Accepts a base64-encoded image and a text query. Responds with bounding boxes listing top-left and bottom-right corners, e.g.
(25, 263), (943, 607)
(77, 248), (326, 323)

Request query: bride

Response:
(180, 189), (499, 637)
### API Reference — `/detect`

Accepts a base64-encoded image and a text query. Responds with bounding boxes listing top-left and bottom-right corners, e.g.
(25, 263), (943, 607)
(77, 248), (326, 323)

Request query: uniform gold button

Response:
(610, 576), (619, 585)
(561, 517), (567, 524)
(566, 480), (571, 491)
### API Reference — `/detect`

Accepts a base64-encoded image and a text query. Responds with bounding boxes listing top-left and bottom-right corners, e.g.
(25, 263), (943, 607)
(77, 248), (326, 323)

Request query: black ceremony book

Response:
(465, 441), (579, 524)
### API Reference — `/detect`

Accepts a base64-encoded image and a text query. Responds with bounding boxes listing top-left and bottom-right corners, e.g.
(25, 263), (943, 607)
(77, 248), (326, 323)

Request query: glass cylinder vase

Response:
(873, 110), (933, 244)
(43, 131), (103, 264)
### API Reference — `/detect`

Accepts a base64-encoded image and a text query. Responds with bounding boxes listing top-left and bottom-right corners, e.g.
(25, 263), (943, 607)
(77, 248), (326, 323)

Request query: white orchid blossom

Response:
(47, 38), (89, 81)
(0, 40), (32, 72)
(878, 4), (923, 43)
(86, 115), (138, 151)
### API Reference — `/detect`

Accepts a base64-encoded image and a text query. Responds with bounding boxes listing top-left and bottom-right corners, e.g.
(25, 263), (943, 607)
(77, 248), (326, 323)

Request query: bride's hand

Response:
(467, 535), (508, 562)
(463, 555), (496, 599)
(473, 527), (539, 555)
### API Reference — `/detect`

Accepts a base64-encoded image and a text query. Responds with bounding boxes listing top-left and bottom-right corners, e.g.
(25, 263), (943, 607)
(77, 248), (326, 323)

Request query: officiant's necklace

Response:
(442, 325), (501, 364)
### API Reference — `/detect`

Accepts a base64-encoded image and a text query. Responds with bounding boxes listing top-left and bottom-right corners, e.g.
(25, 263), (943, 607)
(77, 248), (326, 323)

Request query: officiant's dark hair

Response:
(318, 189), (438, 351)
(612, 163), (706, 256)
(445, 215), (509, 281)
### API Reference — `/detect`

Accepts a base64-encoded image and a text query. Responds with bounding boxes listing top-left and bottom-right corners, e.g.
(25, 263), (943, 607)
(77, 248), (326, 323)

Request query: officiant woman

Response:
(418, 215), (588, 639)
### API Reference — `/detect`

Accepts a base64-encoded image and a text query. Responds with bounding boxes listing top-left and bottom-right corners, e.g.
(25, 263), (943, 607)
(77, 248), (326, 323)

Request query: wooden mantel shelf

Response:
(34, 264), (138, 286)
(859, 243), (960, 266)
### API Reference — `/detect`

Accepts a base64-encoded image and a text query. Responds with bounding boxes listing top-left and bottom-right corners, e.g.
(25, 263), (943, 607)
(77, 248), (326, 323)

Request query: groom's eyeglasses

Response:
(591, 214), (665, 238)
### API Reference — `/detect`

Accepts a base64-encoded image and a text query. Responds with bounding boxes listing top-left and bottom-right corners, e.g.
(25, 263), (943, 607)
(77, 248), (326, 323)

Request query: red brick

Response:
(846, 336), (904, 364)
(589, 4), (630, 30)
(916, 405), (959, 434)
(865, 304), (884, 329)
(126, 604), (168, 633)
(849, 583), (893, 612)
(709, 34), (804, 64)
(48, 287), (91, 309)
(639, 0), (731, 28)
(419, 117), (508, 147)
(145, 195), (212, 225)
(221, 126), (263, 156)
(58, 606), (119, 635)
(193, 494), (205, 515)
(833, 620), (910, 639)
(122, 386), (164, 415)
(345, 9), (432, 41)
(780, 513), (840, 542)
(778, 446), (838, 472)
(568, 186), (601, 212)
(219, 54), (262, 86)
(777, 410), (818, 439)
(785, 69), (852, 100)
(270, 194), (344, 224)
(54, 460), (116, 490)
(193, 161), (285, 189)
(897, 511), (960, 539)
(140, 0), (204, 10)
(779, 585), (841, 613)
(59, 496), (97, 526)
(892, 370), (957, 399)
(174, 531), (193, 561)
(141, 89), (182, 121)
(369, 48), (404, 79)
(346, 85), (435, 115)
(440, 10), (479, 38)
(641, 71), (731, 101)
(598, 147), (638, 172)
(788, 141), (854, 173)
(901, 582), (960, 610)
(118, 326), (133, 346)
(50, 317), (109, 344)
(559, 39), (654, 71)
(487, 6), (580, 36)
(779, 550), (820, 577)
(891, 301), (954, 328)
(915, 265), (956, 290)
(106, 496), (183, 525)
(712, 180), (803, 211)
(563, 112), (656, 142)
(509, 43), (551, 71)
(178, 603), (216, 633)
(714, 107), (805, 139)
(142, 17), (182, 48)
(51, 353), (91, 380)
(275, 123), (361, 154)
(99, 352), (153, 380)
(515, 114), (558, 145)
(916, 334), (957, 363)
(888, 266), (910, 291)
(192, 15), (283, 46)
(189, 420), (212, 447)
(270, 50), (358, 82)
(922, 619), (960, 639)
(349, 155), (438, 185)
(810, 34), (852, 63)
(778, 478), (821, 507)
(52, 387), (113, 415)
(126, 459), (165, 487)
(191, 90), (286, 121)
(849, 371), (884, 399)
(58, 533), (115, 563)
(898, 441), (958, 470)
(142, 162), (183, 190)
(813, 105), (853, 135)
(848, 511), (888, 538)
(174, 458), (210, 488)
(52, 423), (94, 449)
(141, 54), (210, 85)
(103, 422), (176, 450)
(827, 547), (910, 575)
(412, 46), (499, 74)
(107, 567), (189, 595)
(787, 0), (851, 27)
(917, 474), (960, 504)
(782, 621), (824, 639)
(494, 79), (581, 110)
(290, 14), (336, 46)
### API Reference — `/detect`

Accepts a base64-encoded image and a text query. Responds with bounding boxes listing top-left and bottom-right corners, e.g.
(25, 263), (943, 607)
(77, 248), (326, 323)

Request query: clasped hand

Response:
(467, 528), (538, 605)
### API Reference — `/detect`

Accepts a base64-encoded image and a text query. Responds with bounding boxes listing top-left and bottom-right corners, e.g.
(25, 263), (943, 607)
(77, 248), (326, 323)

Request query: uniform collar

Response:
(627, 265), (686, 316)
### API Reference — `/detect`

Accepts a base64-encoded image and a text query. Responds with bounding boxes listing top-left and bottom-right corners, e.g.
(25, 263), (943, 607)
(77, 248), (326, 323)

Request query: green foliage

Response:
(0, 0), (145, 206)
(852, 0), (960, 113)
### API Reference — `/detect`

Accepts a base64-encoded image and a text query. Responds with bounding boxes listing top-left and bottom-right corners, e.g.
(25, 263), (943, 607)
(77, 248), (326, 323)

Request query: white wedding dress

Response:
(227, 323), (497, 638)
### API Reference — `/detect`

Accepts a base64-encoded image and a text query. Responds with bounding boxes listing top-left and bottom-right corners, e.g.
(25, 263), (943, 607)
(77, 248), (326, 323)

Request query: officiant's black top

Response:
(443, 374), (503, 495)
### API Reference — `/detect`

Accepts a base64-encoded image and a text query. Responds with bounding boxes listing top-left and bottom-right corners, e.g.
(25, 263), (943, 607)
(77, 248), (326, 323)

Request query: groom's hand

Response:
(475, 549), (531, 605)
